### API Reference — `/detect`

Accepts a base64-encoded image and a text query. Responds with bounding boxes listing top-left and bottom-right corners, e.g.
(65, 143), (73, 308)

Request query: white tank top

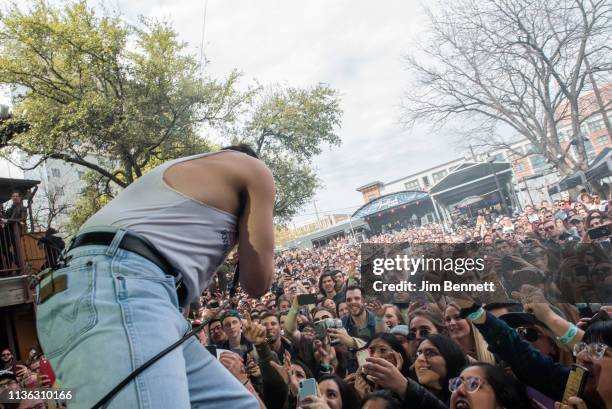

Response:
(81, 151), (238, 305)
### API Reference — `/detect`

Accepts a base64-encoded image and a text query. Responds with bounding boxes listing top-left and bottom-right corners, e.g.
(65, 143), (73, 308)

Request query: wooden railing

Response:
(1, 223), (47, 277)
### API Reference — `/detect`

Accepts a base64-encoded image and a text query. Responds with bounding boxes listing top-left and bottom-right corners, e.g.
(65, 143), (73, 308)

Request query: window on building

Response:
(422, 176), (430, 187)
(404, 180), (420, 190)
(581, 124), (589, 136)
(557, 129), (571, 142)
(366, 195), (376, 202)
(596, 134), (609, 145)
(490, 152), (505, 162)
(589, 119), (605, 133)
(529, 155), (547, 172)
(55, 186), (64, 196)
(585, 139), (596, 160)
(514, 162), (526, 172)
(432, 169), (447, 182)
(51, 168), (61, 178)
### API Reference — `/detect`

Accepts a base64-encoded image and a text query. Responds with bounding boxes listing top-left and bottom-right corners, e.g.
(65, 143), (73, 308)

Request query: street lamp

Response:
(556, 135), (590, 161)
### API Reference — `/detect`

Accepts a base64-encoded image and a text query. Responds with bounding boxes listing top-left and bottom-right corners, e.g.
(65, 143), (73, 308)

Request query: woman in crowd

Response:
(444, 303), (496, 364)
(298, 374), (361, 409)
(407, 310), (447, 358)
(449, 363), (536, 409)
(337, 302), (350, 319)
(413, 335), (468, 404)
(374, 304), (405, 333)
(361, 390), (403, 409)
(353, 333), (411, 399)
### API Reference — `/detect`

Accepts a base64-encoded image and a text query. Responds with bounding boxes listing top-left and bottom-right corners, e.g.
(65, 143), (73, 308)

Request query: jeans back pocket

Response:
(36, 260), (98, 358)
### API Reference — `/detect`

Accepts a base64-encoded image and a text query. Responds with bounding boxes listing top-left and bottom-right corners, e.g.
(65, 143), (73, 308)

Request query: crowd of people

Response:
(2, 189), (612, 409)
(180, 190), (612, 409)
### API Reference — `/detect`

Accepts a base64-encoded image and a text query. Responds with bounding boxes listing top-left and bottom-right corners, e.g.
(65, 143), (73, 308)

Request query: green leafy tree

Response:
(231, 84), (342, 223)
(0, 0), (245, 186)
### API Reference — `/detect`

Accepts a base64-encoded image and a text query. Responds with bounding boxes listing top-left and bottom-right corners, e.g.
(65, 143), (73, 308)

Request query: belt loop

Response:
(106, 228), (128, 257)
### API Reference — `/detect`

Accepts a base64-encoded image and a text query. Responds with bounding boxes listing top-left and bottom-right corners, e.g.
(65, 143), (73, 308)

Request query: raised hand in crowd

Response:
(326, 327), (354, 348)
(219, 351), (249, 385)
(297, 394), (332, 409)
(554, 397), (588, 409)
(513, 284), (584, 348)
(270, 350), (299, 397)
(313, 339), (337, 370)
(245, 356), (262, 381)
(362, 352), (407, 397)
(243, 312), (268, 346)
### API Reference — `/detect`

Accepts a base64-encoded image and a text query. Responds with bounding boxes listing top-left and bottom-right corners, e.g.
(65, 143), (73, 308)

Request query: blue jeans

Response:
(36, 229), (257, 409)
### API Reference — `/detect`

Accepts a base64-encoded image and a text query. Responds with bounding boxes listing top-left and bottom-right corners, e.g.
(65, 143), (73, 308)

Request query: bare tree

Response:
(402, 0), (612, 178)
(31, 182), (71, 232)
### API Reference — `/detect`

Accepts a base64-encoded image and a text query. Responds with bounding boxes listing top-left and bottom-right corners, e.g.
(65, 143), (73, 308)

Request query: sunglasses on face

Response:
(407, 328), (431, 340)
(573, 342), (609, 360)
(449, 376), (488, 393)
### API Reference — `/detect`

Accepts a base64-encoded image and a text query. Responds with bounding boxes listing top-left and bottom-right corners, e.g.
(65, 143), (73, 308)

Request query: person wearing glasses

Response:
(453, 295), (611, 407)
(569, 320), (612, 409)
(413, 335), (468, 404)
(449, 363), (536, 409)
(354, 334), (465, 409)
(406, 310), (447, 359)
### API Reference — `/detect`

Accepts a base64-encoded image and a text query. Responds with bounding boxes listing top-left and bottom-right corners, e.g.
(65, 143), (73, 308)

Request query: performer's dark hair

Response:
(222, 144), (258, 158)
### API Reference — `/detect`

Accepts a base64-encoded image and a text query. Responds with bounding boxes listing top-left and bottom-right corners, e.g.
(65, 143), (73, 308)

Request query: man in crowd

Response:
(209, 318), (228, 347)
(340, 286), (376, 343)
(36, 145), (275, 408)
(220, 310), (253, 358)
(0, 191), (27, 267)
(260, 312), (295, 364)
(318, 271), (344, 304)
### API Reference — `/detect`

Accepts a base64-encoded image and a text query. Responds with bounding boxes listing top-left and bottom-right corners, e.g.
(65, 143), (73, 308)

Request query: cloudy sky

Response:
(97, 1), (471, 224)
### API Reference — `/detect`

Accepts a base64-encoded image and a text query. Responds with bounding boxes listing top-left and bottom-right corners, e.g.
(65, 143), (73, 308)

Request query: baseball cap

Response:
(390, 325), (409, 337)
(569, 215), (583, 224)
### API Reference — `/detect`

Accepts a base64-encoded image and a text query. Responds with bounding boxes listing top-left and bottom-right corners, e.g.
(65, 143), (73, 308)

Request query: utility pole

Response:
(489, 158), (510, 216)
(312, 198), (321, 224)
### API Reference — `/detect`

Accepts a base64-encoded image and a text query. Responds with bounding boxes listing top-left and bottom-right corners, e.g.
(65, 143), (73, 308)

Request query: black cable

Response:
(91, 315), (212, 409)
(229, 263), (240, 298)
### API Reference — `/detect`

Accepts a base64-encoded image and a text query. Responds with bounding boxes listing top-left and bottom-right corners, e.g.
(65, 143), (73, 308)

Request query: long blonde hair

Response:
(447, 302), (496, 364)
